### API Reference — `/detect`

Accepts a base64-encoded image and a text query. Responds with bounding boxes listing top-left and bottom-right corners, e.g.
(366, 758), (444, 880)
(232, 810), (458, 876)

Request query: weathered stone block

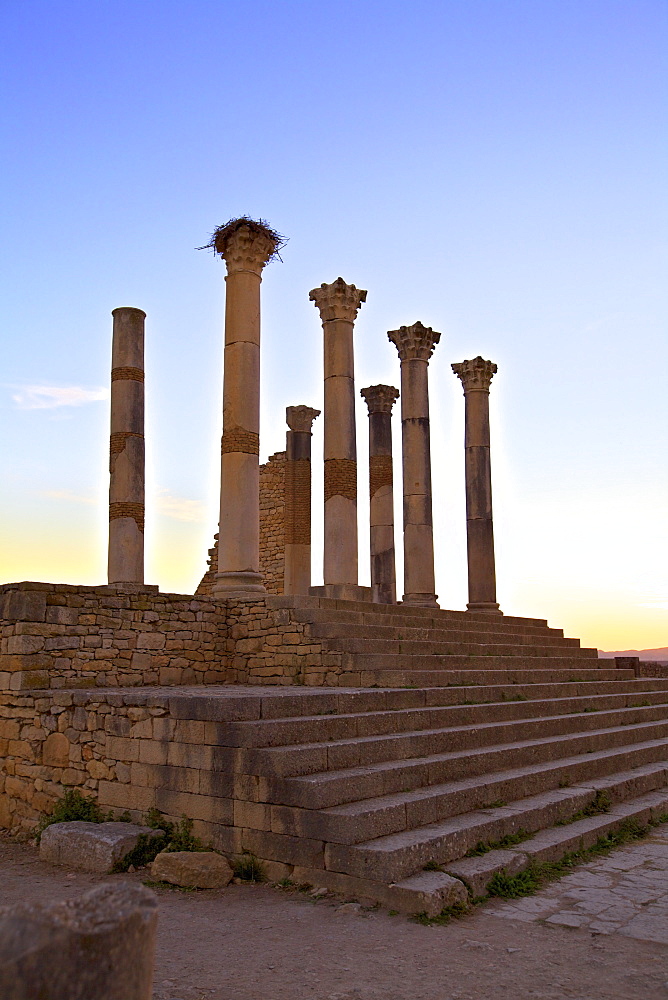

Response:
(39, 821), (163, 873)
(42, 732), (69, 767)
(0, 590), (46, 624)
(0, 882), (157, 1000)
(150, 850), (232, 888)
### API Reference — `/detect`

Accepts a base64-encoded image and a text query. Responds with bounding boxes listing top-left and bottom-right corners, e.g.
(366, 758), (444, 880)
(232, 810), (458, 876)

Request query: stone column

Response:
(210, 219), (281, 598)
(309, 277), (367, 599)
(284, 405), (320, 595)
(452, 356), (502, 614)
(108, 307), (145, 585)
(360, 385), (399, 604)
(388, 322), (440, 608)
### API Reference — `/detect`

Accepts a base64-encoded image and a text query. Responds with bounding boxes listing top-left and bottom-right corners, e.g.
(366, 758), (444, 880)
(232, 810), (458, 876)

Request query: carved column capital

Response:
(309, 277), (367, 322)
(286, 405), (321, 433)
(202, 217), (283, 275)
(452, 357), (498, 392)
(388, 322), (441, 362)
(360, 385), (399, 415)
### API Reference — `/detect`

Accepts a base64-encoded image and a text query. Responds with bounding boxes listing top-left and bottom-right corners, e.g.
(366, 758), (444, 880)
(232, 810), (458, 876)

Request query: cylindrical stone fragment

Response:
(210, 219), (281, 598)
(284, 405), (320, 595)
(310, 278), (367, 587)
(108, 307), (145, 585)
(452, 356), (502, 614)
(388, 322), (440, 608)
(361, 385), (399, 604)
(0, 882), (157, 1000)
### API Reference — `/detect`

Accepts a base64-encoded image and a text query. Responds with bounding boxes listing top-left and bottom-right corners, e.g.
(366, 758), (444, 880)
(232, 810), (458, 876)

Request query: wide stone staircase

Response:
(163, 598), (668, 914)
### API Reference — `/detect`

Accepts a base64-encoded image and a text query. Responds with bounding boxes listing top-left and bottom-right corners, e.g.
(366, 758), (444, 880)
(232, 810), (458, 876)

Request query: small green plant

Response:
(556, 789), (611, 826)
(487, 867), (541, 898)
(232, 853), (266, 882)
(412, 901), (469, 926)
(465, 828), (530, 857)
(485, 799), (507, 809)
(35, 789), (110, 843)
(423, 859), (443, 871)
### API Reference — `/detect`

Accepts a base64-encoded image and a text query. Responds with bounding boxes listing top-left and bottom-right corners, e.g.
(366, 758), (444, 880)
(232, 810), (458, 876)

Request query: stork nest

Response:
(198, 216), (286, 261)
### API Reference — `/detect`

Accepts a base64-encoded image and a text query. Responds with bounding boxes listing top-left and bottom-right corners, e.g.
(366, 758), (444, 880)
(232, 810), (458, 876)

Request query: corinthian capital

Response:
(200, 217), (284, 275)
(309, 277), (367, 323)
(286, 405), (321, 433)
(360, 385), (399, 415)
(451, 357), (497, 392)
(387, 322), (441, 362)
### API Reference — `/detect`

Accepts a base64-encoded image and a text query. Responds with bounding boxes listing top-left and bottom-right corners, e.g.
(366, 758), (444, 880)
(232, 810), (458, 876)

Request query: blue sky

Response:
(1, 0), (666, 649)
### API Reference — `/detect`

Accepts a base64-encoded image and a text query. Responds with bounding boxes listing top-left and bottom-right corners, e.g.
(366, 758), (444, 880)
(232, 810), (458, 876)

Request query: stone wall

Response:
(259, 451), (286, 594)
(196, 451), (287, 597)
(0, 584), (227, 692)
(0, 585), (343, 693)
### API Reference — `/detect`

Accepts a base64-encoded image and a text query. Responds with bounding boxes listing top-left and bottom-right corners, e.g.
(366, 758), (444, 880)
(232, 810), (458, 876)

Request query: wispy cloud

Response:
(637, 598), (668, 611)
(9, 384), (109, 410)
(155, 488), (206, 523)
(42, 489), (98, 505)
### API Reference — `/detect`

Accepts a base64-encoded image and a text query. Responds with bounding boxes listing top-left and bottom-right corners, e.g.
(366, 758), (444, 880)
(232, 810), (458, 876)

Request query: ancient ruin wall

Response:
(196, 451), (286, 597)
(259, 451), (286, 594)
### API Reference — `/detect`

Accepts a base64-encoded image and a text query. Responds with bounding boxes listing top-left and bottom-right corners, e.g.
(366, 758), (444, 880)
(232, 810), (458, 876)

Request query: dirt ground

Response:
(1, 837), (666, 1000)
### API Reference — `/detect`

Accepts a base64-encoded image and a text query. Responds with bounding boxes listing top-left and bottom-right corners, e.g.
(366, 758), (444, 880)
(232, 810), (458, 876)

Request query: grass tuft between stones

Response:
(231, 853), (267, 882)
(413, 813), (668, 925)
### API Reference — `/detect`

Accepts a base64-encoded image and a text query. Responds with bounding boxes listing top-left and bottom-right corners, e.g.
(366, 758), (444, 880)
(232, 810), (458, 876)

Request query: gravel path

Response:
(1, 834), (666, 1000)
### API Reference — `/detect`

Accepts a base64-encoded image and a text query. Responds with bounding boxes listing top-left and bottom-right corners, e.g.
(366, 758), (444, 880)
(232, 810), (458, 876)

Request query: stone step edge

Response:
(325, 777), (668, 884)
(282, 723), (668, 804)
(256, 788), (668, 917)
(222, 689), (668, 744)
(444, 787), (668, 899)
(321, 756), (668, 826)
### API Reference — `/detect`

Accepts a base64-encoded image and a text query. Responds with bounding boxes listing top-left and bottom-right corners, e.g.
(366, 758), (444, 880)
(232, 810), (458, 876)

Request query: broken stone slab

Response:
(0, 882), (157, 1000)
(150, 850), (233, 888)
(445, 850), (529, 899)
(40, 821), (164, 873)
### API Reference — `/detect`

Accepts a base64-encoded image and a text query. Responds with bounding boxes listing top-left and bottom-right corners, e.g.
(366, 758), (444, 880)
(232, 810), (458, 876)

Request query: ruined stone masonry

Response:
(3, 216), (668, 917)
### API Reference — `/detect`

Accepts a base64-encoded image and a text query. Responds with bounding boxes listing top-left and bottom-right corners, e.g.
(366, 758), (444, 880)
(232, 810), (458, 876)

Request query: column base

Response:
(310, 584), (373, 602)
(212, 572), (266, 600)
(467, 602), (503, 615)
(103, 583), (159, 594)
(402, 593), (440, 608)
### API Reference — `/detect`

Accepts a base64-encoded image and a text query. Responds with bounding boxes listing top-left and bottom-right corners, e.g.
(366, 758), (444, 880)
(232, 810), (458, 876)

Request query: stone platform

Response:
(2, 588), (668, 913)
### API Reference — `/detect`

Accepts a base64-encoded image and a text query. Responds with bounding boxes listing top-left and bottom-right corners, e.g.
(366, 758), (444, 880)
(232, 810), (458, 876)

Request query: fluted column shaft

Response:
(388, 323), (440, 608)
(361, 385), (399, 604)
(212, 221), (280, 597)
(452, 357), (501, 614)
(284, 405), (320, 595)
(108, 307), (145, 584)
(310, 278), (367, 587)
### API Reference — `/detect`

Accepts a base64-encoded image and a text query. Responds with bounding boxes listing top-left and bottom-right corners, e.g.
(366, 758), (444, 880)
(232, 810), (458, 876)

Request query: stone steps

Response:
(264, 722), (668, 808)
(270, 749), (668, 846)
(240, 704), (668, 778)
(325, 637), (597, 657)
(267, 595), (550, 629)
(288, 606), (565, 638)
(216, 689), (668, 749)
(323, 773), (668, 883)
(308, 621), (581, 647)
(341, 666), (637, 686)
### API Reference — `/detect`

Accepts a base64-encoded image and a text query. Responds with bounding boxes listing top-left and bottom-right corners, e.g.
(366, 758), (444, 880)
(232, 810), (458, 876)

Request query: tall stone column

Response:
(108, 307), (145, 585)
(388, 322), (440, 608)
(209, 219), (282, 598)
(360, 385), (399, 604)
(284, 405), (320, 595)
(452, 356), (502, 614)
(309, 277), (367, 597)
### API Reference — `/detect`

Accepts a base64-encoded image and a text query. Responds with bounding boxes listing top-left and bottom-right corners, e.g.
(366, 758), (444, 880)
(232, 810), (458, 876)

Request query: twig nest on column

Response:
(198, 216), (286, 262)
